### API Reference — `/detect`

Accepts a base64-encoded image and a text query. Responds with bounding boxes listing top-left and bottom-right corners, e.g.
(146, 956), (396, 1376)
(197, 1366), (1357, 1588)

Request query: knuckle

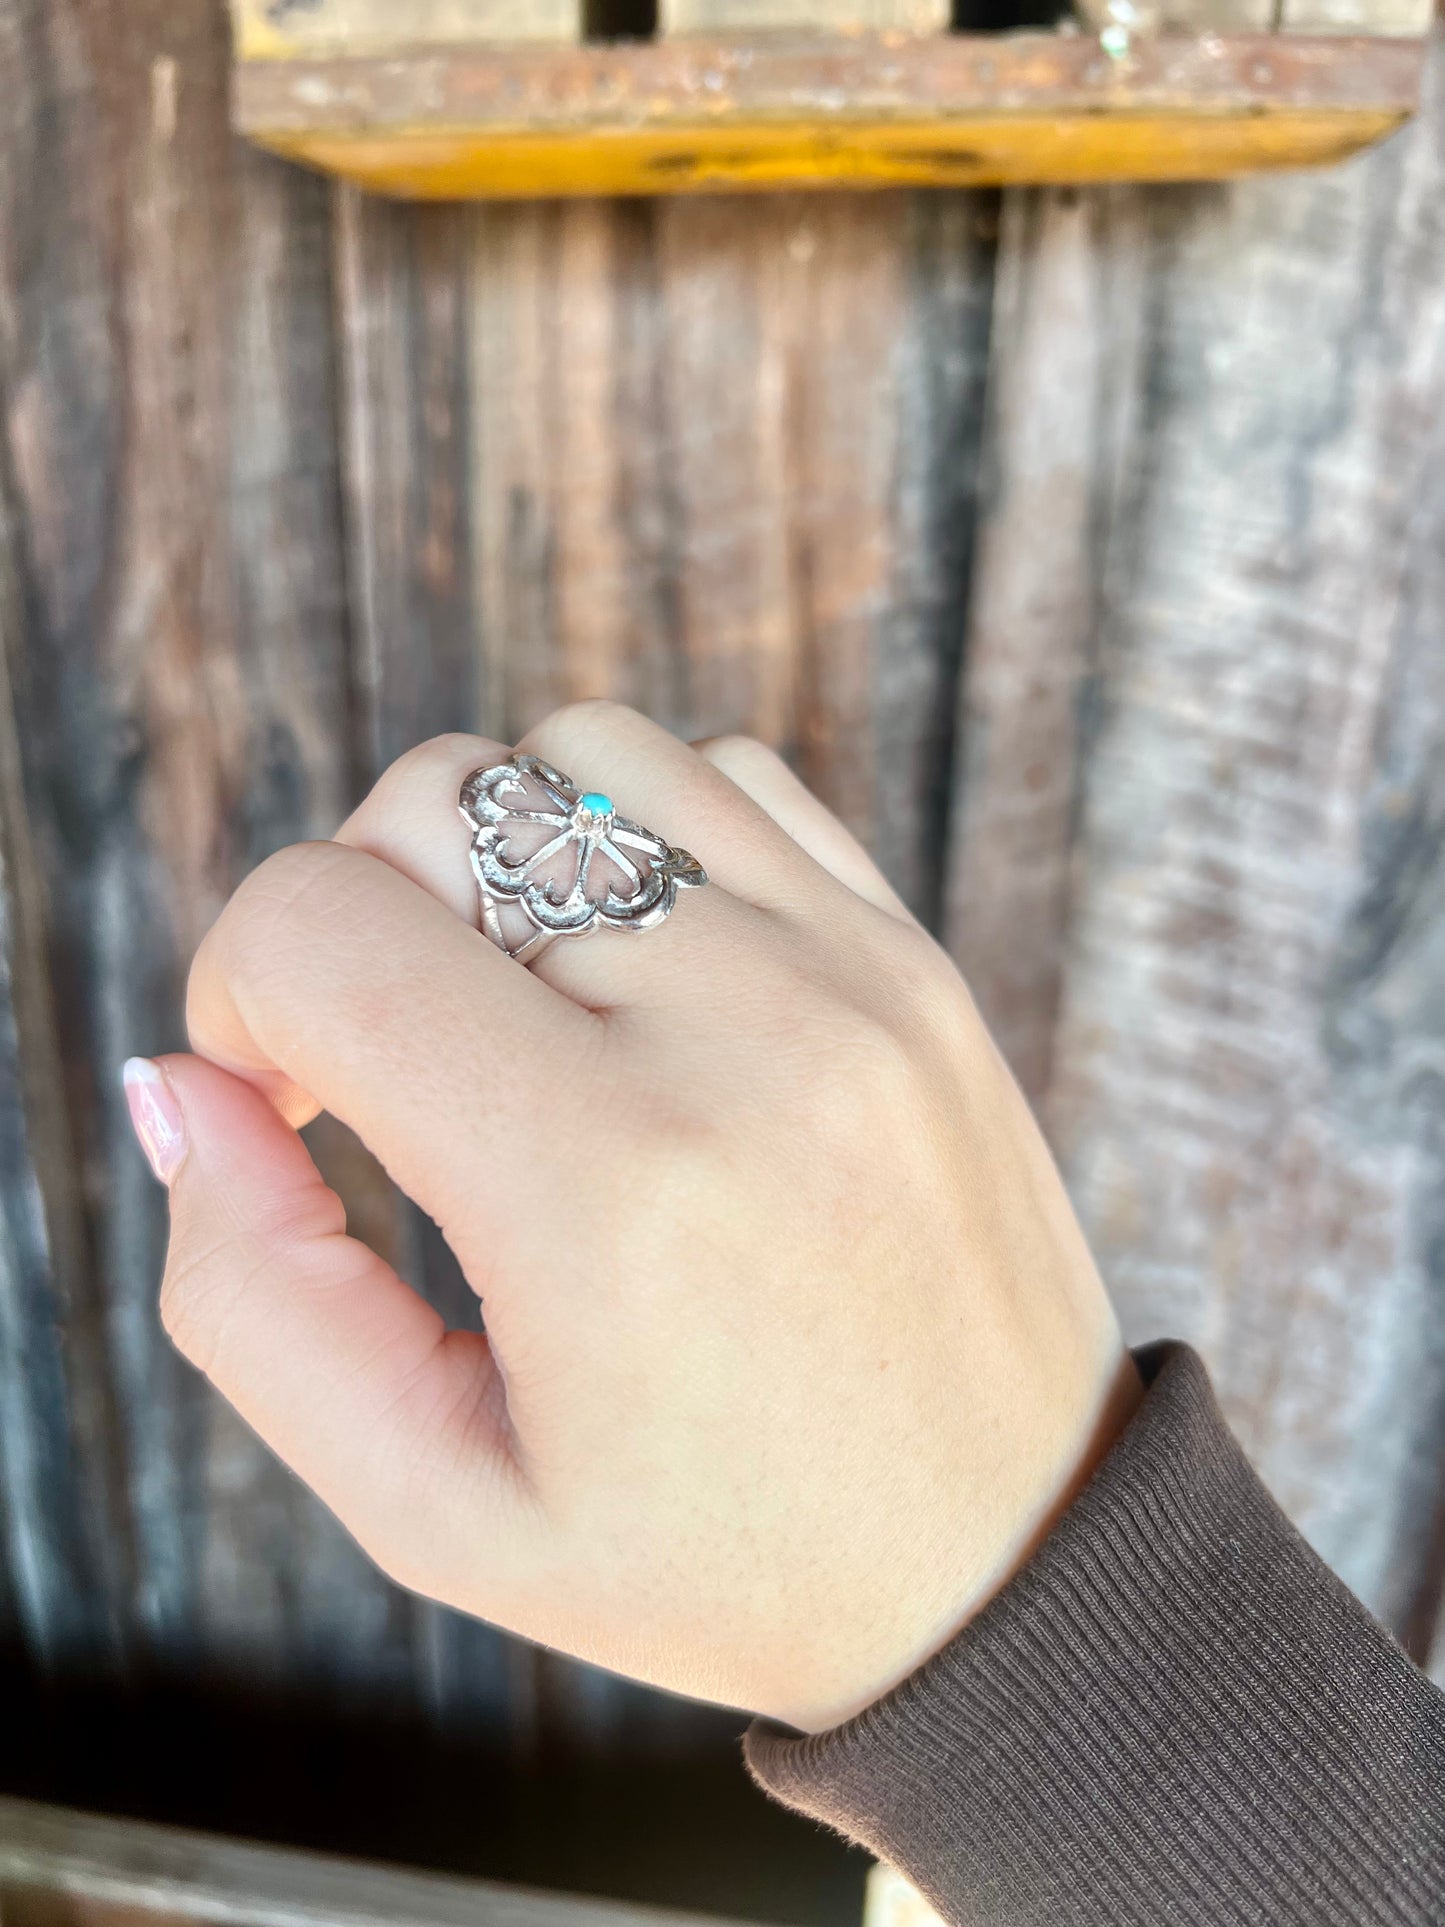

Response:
(220, 842), (358, 965)
(786, 993), (929, 1156)
(534, 697), (633, 751)
(270, 1178), (349, 1250)
(188, 840), (364, 1045)
(900, 930), (987, 1046)
(702, 733), (783, 783)
(388, 733), (493, 788)
(835, 1006), (925, 1115)
(232, 837), (342, 917)
(339, 736), (504, 846)
(158, 1234), (246, 1377)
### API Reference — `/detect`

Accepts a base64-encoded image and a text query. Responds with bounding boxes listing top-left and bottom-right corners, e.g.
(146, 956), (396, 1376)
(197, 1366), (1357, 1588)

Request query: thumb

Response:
(123, 1053), (520, 1596)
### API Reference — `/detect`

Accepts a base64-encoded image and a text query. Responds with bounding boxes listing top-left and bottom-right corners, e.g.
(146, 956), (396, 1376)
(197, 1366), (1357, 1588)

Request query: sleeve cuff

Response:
(745, 1344), (1445, 1927)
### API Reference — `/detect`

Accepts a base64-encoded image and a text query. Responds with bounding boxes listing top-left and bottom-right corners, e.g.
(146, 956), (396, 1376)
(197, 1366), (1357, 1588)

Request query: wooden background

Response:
(3, 0), (1445, 1919)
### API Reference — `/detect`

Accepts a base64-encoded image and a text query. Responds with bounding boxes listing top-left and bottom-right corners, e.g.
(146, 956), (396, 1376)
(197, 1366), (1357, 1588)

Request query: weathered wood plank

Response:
(221, 146), (425, 1707)
(0, 450), (123, 1677)
(660, 0), (949, 39)
(760, 197), (913, 846)
(0, 0), (411, 1701)
(335, 190), (482, 766)
(1370, 359), (1445, 1674)
(1075, 0), (1274, 30)
(1027, 40), (1445, 1649)
(465, 186), (983, 816)
(944, 186), (1149, 1100)
(644, 198), (796, 747)
(875, 195), (996, 925)
(468, 202), (687, 738)
(1282, 0), (1431, 38)
(232, 34), (1421, 200)
(649, 192), (993, 911)
(0, 1796), (751, 1927)
(0, 0), (198, 1679)
(230, 0), (583, 61)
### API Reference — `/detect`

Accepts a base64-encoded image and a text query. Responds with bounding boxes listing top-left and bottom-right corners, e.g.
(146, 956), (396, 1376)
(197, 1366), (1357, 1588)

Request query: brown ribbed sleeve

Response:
(745, 1344), (1445, 1927)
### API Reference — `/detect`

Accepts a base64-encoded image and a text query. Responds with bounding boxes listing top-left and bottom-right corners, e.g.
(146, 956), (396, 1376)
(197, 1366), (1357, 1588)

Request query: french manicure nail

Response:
(122, 1057), (187, 1186)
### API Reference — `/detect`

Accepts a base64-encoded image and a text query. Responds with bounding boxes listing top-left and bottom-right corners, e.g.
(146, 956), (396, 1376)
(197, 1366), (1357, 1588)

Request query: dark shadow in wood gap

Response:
(586, 0), (657, 41)
(954, 0), (1071, 31)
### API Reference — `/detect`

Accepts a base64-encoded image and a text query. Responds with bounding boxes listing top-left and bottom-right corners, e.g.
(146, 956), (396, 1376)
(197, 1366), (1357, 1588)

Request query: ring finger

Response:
(333, 721), (780, 1012)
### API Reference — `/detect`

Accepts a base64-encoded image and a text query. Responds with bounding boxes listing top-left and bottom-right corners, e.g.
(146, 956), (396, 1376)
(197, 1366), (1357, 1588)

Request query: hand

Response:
(129, 704), (1138, 1732)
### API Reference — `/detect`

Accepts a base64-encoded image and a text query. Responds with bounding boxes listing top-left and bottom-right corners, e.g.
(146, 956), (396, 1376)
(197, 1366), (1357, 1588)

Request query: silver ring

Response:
(459, 753), (708, 965)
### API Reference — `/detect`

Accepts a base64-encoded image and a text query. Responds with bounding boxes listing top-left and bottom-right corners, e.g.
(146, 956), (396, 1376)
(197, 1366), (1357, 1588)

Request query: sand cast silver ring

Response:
(459, 753), (708, 966)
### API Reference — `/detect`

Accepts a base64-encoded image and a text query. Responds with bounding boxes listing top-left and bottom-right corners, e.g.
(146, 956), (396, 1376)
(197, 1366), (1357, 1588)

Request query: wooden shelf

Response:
(232, 28), (1424, 197)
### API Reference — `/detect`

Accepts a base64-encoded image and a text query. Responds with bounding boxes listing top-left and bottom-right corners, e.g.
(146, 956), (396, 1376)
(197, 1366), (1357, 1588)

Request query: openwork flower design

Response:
(459, 754), (706, 946)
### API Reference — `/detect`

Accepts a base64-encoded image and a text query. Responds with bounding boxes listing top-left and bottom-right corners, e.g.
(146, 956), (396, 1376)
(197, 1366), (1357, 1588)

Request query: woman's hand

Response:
(130, 704), (1138, 1732)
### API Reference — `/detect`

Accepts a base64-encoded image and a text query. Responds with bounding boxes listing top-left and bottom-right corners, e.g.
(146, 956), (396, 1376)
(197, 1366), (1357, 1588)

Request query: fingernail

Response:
(122, 1057), (187, 1186)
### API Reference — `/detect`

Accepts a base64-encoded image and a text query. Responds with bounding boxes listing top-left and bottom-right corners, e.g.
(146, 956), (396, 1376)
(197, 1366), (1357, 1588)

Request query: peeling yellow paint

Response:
(249, 107), (1406, 198)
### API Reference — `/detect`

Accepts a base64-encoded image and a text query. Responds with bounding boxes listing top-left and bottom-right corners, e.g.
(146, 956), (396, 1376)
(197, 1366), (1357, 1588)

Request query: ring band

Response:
(459, 753), (707, 964)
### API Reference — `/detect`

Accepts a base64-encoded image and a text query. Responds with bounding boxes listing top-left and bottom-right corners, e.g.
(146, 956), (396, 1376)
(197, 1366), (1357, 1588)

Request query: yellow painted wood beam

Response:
(232, 31), (1424, 197)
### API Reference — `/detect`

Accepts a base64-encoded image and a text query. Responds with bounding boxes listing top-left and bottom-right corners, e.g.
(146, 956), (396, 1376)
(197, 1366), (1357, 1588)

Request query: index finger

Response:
(186, 837), (594, 1263)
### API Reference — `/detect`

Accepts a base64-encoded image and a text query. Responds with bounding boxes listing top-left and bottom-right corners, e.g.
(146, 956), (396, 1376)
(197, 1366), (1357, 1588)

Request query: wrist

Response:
(779, 1343), (1144, 1735)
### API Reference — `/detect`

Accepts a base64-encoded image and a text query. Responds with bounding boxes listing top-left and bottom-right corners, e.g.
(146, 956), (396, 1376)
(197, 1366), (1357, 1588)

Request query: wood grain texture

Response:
(232, 33), (1423, 199)
(0, 0), (413, 1707)
(336, 190), (482, 765)
(648, 189), (994, 910)
(948, 34), (1445, 1652)
(1283, 0), (1433, 36)
(0, 1796), (749, 1927)
(231, 0), (582, 60)
(1073, 0), (1273, 33)
(0, 432), (124, 1679)
(944, 185), (1148, 1101)
(0, 0), (210, 1681)
(468, 201), (688, 736)
(660, 0), (949, 38)
(648, 195), (909, 841)
(234, 30), (1425, 132)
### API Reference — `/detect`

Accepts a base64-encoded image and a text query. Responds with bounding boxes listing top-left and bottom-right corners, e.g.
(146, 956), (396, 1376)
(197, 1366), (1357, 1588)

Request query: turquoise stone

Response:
(579, 791), (613, 816)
